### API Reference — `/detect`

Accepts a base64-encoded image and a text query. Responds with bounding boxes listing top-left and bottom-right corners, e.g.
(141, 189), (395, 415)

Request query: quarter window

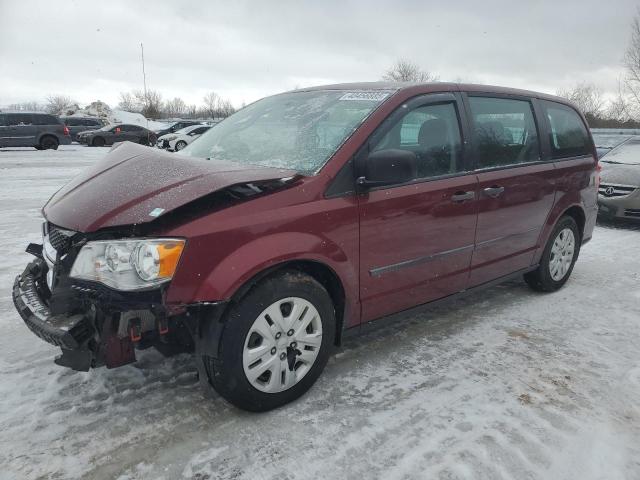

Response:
(371, 102), (463, 179)
(469, 96), (539, 169)
(541, 101), (590, 158)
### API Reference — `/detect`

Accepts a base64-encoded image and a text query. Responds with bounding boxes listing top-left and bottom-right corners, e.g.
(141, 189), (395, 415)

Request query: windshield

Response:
(591, 133), (634, 151)
(179, 89), (393, 173)
(601, 137), (640, 165)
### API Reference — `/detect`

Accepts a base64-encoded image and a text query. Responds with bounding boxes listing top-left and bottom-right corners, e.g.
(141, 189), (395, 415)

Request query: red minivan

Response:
(13, 83), (598, 411)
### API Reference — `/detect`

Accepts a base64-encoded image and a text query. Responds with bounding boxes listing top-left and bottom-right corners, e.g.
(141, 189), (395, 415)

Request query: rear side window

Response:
(468, 96), (540, 169)
(7, 114), (34, 126)
(84, 119), (100, 126)
(541, 101), (591, 158)
(32, 115), (59, 125)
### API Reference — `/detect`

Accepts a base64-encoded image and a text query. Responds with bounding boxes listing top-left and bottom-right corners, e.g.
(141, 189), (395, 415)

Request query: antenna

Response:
(141, 42), (148, 99)
(140, 42), (151, 130)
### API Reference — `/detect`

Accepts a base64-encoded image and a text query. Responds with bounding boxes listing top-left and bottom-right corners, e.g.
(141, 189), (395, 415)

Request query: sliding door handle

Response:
(483, 186), (505, 198)
(451, 191), (475, 203)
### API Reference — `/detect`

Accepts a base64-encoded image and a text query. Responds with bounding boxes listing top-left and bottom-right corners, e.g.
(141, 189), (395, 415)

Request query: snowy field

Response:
(0, 145), (639, 480)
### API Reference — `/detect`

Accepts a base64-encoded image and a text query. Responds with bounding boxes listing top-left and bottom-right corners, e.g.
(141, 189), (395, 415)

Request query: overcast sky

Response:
(0, 0), (637, 109)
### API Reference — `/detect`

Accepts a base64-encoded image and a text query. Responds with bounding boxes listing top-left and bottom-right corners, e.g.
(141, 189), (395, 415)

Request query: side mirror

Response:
(357, 149), (417, 189)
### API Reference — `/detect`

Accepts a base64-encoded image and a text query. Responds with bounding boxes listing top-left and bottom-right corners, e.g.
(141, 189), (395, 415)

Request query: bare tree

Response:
(45, 95), (76, 115)
(217, 99), (235, 117)
(165, 97), (187, 118)
(117, 92), (137, 112)
(605, 80), (634, 121)
(556, 82), (605, 117)
(133, 89), (163, 119)
(202, 91), (220, 118)
(382, 59), (439, 82)
(624, 9), (640, 107)
(8, 101), (43, 111)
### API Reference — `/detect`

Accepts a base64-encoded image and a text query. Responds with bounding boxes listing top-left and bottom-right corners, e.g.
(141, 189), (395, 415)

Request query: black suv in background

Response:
(0, 112), (72, 150)
(60, 116), (105, 141)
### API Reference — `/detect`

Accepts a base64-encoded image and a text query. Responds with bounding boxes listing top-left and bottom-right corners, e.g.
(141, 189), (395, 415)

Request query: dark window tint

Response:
(0, 114), (6, 126)
(469, 96), (539, 169)
(192, 126), (208, 135)
(33, 114), (59, 125)
(64, 117), (80, 126)
(541, 101), (590, 158)
(371, 102), (463, 179)
(7, 114), (34, 126)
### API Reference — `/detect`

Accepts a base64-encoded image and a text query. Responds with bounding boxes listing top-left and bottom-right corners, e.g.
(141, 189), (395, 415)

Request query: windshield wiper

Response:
(601, 160), (640, 165)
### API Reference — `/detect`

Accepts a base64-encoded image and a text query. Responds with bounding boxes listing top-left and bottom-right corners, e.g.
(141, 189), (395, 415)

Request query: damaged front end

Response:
(12, 223), (194, 371)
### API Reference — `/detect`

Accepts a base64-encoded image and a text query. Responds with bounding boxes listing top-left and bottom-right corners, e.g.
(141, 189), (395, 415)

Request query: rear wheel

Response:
(524, 215), (580, 292)
(40, 136), (58, 150)
(92, 137), (105, 147)
(204, 270), (335, 412)
(175, 140), (187, 151)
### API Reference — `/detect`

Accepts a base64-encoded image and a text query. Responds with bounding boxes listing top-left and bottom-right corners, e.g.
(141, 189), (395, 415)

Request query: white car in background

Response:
(156, 124), (212, 151)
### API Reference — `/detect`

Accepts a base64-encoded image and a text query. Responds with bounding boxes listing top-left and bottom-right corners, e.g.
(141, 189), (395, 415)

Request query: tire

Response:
(92, 137), (105, 147)
(524, 215), (580, 292)
(175, 140), (187, 151)
(204, 270), (335, 412)
(40, 136), (59, 150)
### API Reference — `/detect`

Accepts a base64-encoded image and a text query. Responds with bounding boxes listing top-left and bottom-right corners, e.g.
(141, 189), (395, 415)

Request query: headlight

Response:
(70, 238), (185, 291)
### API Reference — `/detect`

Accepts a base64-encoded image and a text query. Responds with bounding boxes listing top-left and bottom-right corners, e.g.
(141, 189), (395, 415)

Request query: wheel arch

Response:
(192, 257), (349, 363)
(217, 259), (347, 348)
(533, 202), (586, 265)
(38, 133), (59, 146)
(562, 205), (586, 240)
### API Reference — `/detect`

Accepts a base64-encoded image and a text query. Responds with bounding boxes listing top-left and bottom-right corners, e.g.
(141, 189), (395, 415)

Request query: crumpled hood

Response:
(600, 162), (640, 186)
(43, 142), (298, 232)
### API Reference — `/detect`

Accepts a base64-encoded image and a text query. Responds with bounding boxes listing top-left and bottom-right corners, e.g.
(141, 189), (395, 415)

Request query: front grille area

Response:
(598, 184), (637, 197)
(624, 208), (640, 218)
(46, 224), (76, 256)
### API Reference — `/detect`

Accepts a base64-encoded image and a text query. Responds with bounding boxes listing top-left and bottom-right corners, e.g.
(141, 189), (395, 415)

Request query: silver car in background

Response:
(597, 136), (640, 220)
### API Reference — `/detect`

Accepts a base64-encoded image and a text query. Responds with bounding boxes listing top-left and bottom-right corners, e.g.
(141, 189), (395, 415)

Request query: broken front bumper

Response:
(12, 259), (93, 350)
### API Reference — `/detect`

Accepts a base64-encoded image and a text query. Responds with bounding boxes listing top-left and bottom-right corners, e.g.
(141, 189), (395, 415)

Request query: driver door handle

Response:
(483, 186), (505, 198)
(451, 191), (475, 203)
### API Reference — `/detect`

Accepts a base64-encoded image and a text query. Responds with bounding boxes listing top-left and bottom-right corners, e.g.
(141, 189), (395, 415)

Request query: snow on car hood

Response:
(43, 142), (298, 232)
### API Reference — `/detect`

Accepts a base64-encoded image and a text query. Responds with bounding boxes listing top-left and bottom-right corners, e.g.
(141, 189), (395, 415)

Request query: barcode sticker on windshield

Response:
(339, 91), (391, 102)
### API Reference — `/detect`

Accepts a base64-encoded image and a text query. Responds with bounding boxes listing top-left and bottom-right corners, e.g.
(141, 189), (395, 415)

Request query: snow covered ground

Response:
(0, 145), (639, 480)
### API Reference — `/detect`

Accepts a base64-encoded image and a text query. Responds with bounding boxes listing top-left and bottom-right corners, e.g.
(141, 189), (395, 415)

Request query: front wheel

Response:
(524, 215), (580, 292)
(175, 140), (187, 151)
(204, 271), (335, 412)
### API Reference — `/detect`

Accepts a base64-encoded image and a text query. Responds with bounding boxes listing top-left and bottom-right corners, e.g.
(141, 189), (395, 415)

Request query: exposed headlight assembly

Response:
(70, 239), (185, 291)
